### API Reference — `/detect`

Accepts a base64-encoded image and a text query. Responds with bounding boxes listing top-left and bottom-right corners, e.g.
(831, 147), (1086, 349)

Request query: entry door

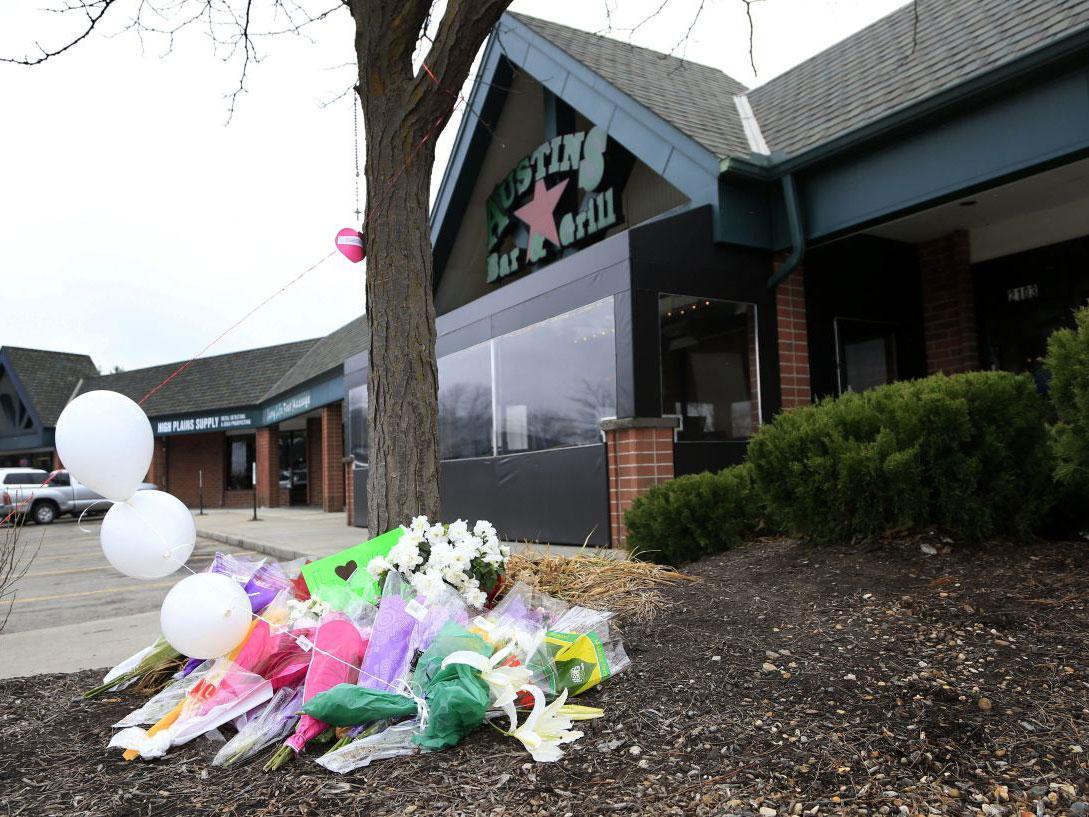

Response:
(279, 431), (308, 506)
(834, 318), (898, 394)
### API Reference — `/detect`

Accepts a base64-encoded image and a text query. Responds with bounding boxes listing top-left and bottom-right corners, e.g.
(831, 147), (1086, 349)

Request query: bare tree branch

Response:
(1, 0), (120, 65)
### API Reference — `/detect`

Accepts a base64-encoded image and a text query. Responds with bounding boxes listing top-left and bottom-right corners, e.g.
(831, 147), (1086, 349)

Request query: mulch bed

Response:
(2, 536), (1088, 817)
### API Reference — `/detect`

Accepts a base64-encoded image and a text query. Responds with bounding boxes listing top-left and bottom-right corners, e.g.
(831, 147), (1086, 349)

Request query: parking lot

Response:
(0, 518), (255, 678)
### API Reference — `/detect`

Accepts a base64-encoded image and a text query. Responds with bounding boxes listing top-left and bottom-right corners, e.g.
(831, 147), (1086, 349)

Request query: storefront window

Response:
(348, 383), (368, 466)
(226, 436), (255, 489)
(495, 297), (616, 454)
(659, 294), (759, 440)
(439, 342), (494, 459)
(835, 319), (897, 393)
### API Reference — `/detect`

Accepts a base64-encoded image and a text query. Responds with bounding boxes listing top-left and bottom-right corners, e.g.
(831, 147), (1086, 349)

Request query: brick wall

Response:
(321, 403), (345, 512)
(307, 417), (323, 507)
(603, 418), (676, 549)
(919, 231), (978, 374)
(146, 437), (167, 487)
(224, 489), (254, 509)
(255, 425), (280, 508)
(775, 263), (812, 410)
(166, 432), (224, 508)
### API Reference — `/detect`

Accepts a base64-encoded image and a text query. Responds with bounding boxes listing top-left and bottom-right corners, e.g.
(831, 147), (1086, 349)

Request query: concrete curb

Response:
(196, 528), (310, 562)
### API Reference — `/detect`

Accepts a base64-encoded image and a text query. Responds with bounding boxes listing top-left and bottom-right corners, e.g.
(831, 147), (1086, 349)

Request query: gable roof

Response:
(79, 339), (317, 418)
(262, 315), (368, 400)
(746, 0), (1089, 159)
(509, 13), (752, 160)
(0, 347), (98, 426)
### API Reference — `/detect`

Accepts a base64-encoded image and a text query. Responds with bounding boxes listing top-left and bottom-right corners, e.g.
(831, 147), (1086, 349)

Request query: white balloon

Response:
(100, 491), (196, 579)
(160, 573), (252, 659)
(55, 390), (153, 502)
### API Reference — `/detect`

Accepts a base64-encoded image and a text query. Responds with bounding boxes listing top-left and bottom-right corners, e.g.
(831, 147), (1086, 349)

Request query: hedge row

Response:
(625, 370), (1055, 565)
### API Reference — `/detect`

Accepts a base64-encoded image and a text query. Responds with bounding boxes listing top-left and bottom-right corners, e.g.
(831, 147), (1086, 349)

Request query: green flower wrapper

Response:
(302, 621), (494, 750)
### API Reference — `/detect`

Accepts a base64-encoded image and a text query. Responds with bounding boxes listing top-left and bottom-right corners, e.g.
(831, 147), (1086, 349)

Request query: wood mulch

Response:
(1, 536), (1087, 817)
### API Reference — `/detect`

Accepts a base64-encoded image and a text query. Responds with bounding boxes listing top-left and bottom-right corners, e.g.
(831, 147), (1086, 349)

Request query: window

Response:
(226, 436), (255, 490)
(49, 471), (70, 487)
(439, 342), (494, 459)
(835, 319), (897, 394)
(495, 297), (616, 454)
(348, 383), (368, 466)
(3, 471), (47, 485)
(659, 294), (759, 440)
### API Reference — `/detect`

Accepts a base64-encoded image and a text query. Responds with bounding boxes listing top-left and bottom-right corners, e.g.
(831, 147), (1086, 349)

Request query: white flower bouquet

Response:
(366, 516), (510, 608)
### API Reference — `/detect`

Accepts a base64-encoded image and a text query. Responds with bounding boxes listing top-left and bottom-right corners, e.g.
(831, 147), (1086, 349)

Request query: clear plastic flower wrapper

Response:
(528, 605), (630, 697)
(112, 661), (211, 728)
(213, 686), (304, 767)
(357, 571), (422, 692)
(315, 718), (425, 773)
(469, 581), (568, 664)
(263, 611), (368, 770)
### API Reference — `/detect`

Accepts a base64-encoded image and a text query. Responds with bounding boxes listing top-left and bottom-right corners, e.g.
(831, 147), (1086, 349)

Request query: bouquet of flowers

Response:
(366, 517), (509, 609)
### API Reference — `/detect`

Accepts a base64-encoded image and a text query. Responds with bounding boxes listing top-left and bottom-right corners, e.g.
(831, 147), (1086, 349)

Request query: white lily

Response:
(441, 644), (532, 709)
(503, 685), (583, 762)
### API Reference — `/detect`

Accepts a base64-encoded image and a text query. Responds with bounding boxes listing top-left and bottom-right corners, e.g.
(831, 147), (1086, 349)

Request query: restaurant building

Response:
(3, 0), (1089, 545)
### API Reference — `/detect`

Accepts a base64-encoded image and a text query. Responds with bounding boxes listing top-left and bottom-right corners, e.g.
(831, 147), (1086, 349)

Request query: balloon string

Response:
(161, 547), (411, 699)
(136, 72), (469, 410)
(78, 499), (116, 534)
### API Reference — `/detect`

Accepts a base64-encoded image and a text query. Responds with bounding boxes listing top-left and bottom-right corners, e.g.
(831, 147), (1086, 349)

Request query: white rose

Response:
(366, 555), (392, 580)
(463, 587), (487, 608)
(409, 515), (430, 534)
(447, 519), (469, 541)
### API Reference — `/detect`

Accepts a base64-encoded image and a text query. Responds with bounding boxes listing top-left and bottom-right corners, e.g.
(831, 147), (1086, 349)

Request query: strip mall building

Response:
(3, 1), (1089, 545)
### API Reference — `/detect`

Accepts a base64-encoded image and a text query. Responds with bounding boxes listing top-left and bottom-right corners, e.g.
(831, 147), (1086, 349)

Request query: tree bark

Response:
(351, 0), (510, 533)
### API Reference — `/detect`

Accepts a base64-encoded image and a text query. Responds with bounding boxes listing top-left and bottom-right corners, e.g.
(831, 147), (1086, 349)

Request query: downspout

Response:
(767, 173), (806, 289)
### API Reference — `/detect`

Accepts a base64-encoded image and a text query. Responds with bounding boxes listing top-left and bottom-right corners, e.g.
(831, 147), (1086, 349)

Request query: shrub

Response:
(624, 464), (761, 565)
(1042, 304), (1089, 538)
(1045, 304), (1089, 497)
(747, 371), (1051, 544)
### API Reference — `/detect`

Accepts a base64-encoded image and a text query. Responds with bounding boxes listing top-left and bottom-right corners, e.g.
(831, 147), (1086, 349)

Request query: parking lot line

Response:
(14, 581), (178, 604)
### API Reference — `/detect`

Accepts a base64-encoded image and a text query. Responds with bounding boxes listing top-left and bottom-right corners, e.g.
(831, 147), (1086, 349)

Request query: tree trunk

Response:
(351, 0), (512, 533)
(357, 90), (442, 534)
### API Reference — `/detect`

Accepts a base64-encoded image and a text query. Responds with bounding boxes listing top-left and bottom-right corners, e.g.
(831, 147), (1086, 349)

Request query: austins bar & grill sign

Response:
(485, 125), (624, 283)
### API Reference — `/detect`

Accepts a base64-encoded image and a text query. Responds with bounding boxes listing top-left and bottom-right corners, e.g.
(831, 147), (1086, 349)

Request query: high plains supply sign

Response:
(485, 126), (625, 284)
(153, 410), (258, 436)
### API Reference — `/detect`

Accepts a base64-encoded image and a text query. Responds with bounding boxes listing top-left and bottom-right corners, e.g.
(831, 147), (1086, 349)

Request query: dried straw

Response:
(503, 551), (695, 622)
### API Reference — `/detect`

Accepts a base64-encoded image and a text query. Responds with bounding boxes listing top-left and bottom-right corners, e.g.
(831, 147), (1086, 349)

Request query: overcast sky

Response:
(0, 0), (908, 373)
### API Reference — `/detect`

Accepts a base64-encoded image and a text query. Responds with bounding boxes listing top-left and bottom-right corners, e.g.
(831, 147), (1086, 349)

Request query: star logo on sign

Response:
(513, 178), (569, 248)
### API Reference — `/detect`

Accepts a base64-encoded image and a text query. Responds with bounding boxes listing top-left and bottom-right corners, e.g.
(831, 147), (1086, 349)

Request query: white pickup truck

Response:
(0, 468), (156, 524)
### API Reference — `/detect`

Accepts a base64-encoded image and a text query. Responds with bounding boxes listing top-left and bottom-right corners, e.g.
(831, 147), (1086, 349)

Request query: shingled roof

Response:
(509, 12), (752, 160)
(742, 0), (1089, 158)
(0, 347), (98, 426)
(79, 339), (318, 418)
(508, 1), (1089, 164)
(262, 315), (368, 401)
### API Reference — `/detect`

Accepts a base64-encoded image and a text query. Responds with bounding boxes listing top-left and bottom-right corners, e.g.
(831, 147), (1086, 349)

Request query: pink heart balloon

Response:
(335, 228), (366, 263)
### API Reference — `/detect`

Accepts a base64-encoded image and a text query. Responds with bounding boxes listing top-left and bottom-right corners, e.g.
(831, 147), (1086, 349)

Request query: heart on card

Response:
(334, 560), (358, 582)
(335, 228), (366, 263)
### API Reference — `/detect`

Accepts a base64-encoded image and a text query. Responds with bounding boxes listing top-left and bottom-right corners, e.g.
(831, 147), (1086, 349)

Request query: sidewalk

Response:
(193, 507), (620, 562)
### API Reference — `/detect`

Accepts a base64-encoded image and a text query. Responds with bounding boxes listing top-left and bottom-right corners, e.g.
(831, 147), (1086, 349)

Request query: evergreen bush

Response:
(623, 464), (761, 565)
(746, 371), (1051, 544)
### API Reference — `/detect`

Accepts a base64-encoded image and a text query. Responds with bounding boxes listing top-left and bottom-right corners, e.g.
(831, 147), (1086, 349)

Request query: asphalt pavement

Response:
(0, 518), (256, 679)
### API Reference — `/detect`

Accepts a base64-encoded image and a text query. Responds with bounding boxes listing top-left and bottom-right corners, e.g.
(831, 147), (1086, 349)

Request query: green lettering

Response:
(578, 126), (607, 191)
(485, 198), (509, 251)
(515, 158), (532, 195)
(560, 132), (585, 173)
(530, 143), (550, 181)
